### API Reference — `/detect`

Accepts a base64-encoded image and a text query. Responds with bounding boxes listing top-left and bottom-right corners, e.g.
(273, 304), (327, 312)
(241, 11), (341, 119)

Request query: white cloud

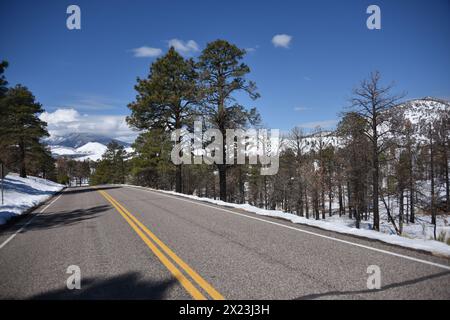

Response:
(40, 108), (78, 123)
(294, 107), (311, 112)
(131, 46), (163, 58)
(272, 34), (292, 48)
(40, 108), (137, 142)
(63, 94), (126, 111)
(168, 39), (199, 55)
(298, 119), (338, 129)
(245, 45), (259, 53)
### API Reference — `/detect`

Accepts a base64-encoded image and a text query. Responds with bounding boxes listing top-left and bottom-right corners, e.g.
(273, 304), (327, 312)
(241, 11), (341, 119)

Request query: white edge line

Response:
(125, 185), (450, 271)
(0, 191), (64, 250)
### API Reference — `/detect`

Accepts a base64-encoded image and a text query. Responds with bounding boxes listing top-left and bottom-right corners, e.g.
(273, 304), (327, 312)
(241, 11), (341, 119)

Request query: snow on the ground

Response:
(75, 142), (108, 161)
(49, 142), (134, 161)
(0, 173), (64, 225)
(50, 146), (78, 156)
(124, 185), (450, 257)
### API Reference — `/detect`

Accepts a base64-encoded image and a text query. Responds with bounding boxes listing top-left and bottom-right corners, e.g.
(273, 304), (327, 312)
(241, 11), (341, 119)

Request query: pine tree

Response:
(0, 84), (49, 177)
(131, 129), (175, 189)
(0, 60), (8, 98)
(197, 40), (260, 201)
(127, 47), (199, 193)
(338, 112), (371, 228)
(0, 60), (9, 174)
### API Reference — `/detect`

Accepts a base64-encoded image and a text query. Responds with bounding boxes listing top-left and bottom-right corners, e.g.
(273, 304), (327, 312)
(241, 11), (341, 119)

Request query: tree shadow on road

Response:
(294, 270), (450, 300)
(62, 186), (121, 196)
(29, 205), (111, 230)
(29, 272), (178, 300)
(0, 205), (111, 236)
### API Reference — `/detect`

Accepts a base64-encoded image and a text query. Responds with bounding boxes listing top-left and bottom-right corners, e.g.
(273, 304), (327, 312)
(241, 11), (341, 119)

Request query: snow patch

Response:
(0, 174), (64, 225)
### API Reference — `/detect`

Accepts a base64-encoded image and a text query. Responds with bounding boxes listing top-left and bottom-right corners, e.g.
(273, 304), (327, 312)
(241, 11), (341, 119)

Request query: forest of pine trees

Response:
(1, 39), (448, 239)
(116, 40), (449, 238)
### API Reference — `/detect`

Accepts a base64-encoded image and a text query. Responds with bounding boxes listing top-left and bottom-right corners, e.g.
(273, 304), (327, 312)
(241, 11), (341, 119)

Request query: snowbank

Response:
(0, 174), (64, 225)
(125, 185), (450, 258)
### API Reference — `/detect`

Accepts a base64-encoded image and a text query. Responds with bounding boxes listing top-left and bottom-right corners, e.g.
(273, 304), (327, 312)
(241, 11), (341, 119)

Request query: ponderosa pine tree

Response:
(131, 129), (174, 189)
(0, 84), (49, 178)
(337, 112), (371, 228)
(0, 61), (8, 97)
(0, 60), (10, 173)
(127, 47), (199, 193)
(197, 40), (260, 201)
(91, 141), (128, 185)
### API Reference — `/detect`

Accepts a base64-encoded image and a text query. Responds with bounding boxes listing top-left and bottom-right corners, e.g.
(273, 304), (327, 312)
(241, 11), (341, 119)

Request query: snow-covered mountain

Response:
(50, 142), (108, 161)
(397, 97), (449, 126)
(282, 97), (449, 153)
(44, 132), (130, 148)
(45, 133), (133, 161)
(389, 97), (449, 144)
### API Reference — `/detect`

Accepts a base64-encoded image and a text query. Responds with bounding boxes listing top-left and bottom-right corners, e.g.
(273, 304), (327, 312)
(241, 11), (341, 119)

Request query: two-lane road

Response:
(1, 185), (449, 299)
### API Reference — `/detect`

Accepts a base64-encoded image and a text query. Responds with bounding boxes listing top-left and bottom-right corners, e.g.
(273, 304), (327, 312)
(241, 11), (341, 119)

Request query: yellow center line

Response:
(98, 190), (206, 300)
(98, 189), (225, 300)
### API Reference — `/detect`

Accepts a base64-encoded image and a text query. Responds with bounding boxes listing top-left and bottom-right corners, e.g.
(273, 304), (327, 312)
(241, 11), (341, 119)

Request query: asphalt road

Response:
(0, 185), (449, 300)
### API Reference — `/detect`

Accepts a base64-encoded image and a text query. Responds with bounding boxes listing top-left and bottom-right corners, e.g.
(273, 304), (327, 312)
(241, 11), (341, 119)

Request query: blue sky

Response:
(1, 0), (449, 141)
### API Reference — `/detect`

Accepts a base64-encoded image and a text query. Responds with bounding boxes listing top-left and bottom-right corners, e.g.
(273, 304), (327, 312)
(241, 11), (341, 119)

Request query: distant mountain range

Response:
(284, 96), (449, 152)
(44, 132), (131, 148)
(44, 133), (132, 161)
(44, 97), (448, 161)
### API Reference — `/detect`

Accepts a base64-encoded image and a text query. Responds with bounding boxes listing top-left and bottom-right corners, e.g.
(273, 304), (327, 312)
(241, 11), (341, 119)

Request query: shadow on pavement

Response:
(23, 205), (111, 232)
(0, 186), (119, 235)
(30, 272), (177, 300)
(294, 270), (450, 300)
(62, 186), (121, 195)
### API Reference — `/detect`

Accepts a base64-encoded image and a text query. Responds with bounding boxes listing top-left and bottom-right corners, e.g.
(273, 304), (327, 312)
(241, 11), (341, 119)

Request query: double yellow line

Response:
(98, 190), (224, 300)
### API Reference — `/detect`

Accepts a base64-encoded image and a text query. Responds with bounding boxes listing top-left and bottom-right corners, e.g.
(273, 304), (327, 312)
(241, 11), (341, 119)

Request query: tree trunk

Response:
(314, 190), (320, 220)
(239, 167), (245, 204)
(297, 179), (303, 216)
(218, 165), (227, 202)
(347, 181), (352, 219)
(175, 165), (182, 193)
(445, 144), (449, 213)
(19, 140), (26, 178)
(399, 189), (404, 234)
(409, 150), (415, 223)
(321, 189), (325, 219)
(328, 188), (332, 217)
(372, 144), (380, 231)
(304, 188), (309, 219)
(264, 176), (268, 209)
(430, 127), (436, 237)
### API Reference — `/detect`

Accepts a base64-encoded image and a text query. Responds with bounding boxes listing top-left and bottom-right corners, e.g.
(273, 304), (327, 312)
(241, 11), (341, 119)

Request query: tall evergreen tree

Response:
(131, 129), (174, 189)
(127, 47), (199, 193)
(0, 60), (10, 174)
(0, 85), (49, 177)
(0, 60), (8, 98)
(91, 142), (128, 185)
(197, 40), (260, 201)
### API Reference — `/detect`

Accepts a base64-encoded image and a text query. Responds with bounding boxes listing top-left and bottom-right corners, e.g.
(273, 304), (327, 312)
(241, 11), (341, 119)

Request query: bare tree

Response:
(350, 71), (405, 231)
